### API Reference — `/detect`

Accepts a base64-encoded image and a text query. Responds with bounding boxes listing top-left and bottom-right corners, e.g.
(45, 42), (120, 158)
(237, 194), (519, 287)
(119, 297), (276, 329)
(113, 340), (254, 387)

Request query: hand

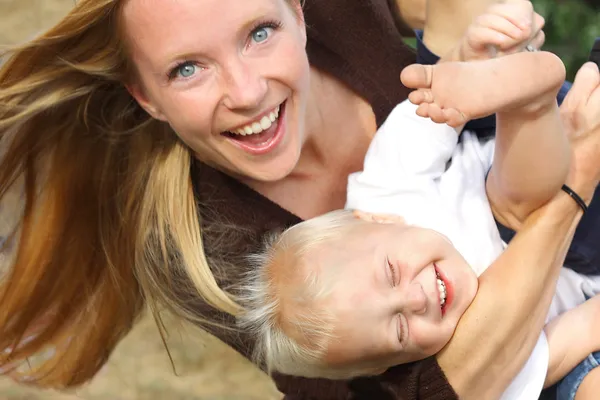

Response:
(446, 0), (545, 62)
(560, 62), (600, 203)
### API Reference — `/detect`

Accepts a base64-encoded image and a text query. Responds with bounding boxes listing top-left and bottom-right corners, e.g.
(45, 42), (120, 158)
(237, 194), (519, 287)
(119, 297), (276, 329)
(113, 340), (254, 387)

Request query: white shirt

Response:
(345, 100), (598, 400)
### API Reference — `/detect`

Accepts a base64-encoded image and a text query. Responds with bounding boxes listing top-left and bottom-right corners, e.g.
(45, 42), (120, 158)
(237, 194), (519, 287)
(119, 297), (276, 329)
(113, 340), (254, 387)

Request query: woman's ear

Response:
(352, 210), (406, 225)
(125, 82), (168, 121)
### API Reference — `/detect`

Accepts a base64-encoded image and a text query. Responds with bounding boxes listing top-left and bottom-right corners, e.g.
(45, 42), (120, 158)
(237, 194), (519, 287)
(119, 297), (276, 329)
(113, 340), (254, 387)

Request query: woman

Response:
(0, 0), (596, 398)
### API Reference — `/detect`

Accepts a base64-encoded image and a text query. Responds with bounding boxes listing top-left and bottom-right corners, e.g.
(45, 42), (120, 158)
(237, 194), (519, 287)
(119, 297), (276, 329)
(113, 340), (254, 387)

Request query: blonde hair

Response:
(0, 0), (240, 387)
(238, 210), (381, 379)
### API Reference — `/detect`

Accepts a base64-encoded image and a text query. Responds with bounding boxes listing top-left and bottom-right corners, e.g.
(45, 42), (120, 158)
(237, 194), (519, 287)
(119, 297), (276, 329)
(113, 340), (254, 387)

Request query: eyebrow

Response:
(159, 9), (276, 71)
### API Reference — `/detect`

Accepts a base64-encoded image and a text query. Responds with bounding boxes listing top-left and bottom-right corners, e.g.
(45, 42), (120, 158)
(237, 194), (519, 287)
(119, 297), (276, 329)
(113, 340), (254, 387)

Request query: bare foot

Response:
(400, 51), (565, 127)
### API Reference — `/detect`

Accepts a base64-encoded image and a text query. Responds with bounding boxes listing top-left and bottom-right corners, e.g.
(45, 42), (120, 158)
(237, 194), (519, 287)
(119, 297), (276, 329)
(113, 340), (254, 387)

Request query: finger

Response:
(532, 13), (546, 33)
(561, 63), (600, 134)
(487, 1), (536, 31)
(472, 13), (528, 42)
(563, 62), (600, 112)
(528, 29), (545, 51)
(467, 26), (525, 52)
(500, 29), (545, 55)
(583, 81), (600, 130)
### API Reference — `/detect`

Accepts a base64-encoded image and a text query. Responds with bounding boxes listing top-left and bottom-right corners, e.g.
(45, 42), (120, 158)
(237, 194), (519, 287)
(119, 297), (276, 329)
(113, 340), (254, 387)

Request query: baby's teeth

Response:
(269, 112), (276, 122)
(251, 122), (262, 132)
(244, 126), (253, 135)
(437, 278), (447, 306)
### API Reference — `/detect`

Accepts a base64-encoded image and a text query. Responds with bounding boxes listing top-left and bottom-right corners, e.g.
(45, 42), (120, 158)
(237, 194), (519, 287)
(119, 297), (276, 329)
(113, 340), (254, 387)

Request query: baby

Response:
(238, 4), (600, 399)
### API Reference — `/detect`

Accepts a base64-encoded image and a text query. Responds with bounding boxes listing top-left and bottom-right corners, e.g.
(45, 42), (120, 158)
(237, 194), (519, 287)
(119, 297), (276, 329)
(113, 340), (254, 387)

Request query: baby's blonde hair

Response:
(237, 209), (382, 379)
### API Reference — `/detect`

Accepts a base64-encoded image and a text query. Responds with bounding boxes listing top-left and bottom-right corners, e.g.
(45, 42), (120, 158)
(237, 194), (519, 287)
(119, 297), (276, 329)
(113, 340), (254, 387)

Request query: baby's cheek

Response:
(412, 323), (454, 357)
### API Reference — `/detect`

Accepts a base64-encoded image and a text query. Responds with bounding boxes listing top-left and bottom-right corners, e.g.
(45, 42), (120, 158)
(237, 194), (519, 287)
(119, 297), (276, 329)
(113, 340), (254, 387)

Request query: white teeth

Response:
(437, 278), (447, 307)
(227, 105), (281, 136)
(260, 116), (272, 130)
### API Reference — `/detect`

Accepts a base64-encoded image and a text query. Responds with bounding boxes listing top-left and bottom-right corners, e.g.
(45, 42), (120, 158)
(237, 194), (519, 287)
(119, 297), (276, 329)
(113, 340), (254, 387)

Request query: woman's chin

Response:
(239, 149), (302, 182)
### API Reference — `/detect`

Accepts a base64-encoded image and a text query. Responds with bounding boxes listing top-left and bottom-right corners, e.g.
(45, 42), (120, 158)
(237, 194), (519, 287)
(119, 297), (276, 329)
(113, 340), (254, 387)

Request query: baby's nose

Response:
(406, 283), (428, 315)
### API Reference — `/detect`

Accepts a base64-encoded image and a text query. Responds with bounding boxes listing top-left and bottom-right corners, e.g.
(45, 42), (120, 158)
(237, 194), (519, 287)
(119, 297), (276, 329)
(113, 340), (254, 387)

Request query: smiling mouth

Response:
(222, 102), (284, 149)
(225, 105), (280, 137)
(435, 266), (447, 311)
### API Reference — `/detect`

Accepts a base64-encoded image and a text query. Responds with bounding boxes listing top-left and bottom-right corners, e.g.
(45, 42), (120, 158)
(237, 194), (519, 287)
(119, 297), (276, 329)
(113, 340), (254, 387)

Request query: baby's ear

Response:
(352, 210), (405, 225)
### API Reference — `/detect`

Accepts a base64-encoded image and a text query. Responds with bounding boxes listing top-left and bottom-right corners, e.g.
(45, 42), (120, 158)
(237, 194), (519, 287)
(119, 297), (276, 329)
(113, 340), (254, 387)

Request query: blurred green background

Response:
(534, 0), (600, 80)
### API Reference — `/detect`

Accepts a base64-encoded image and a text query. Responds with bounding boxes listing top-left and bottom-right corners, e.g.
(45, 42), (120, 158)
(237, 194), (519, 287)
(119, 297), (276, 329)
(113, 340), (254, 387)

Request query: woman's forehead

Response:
(121, 0), (285, 62)
(122, 0), (283, 34)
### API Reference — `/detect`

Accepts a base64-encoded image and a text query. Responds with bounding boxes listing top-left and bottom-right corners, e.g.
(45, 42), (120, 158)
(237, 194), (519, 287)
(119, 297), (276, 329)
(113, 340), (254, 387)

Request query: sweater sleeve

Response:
(275, 357), (458, 399)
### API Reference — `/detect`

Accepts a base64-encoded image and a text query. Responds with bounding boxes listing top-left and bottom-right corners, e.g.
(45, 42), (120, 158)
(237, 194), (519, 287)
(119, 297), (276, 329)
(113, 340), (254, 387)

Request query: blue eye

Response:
(177, 63), (196, 78)
(169, 62), (197, 80)
(251, 26), (273, 44)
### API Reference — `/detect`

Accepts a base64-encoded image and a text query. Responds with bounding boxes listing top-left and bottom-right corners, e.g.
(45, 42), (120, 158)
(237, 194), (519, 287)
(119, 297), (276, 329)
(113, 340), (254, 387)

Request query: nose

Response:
(404, 282), (428, 315)
(222, 58), (268, 110)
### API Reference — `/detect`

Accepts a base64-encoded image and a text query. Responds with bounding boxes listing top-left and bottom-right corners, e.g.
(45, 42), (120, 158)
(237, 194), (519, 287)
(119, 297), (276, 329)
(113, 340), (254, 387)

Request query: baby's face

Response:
(310, 215), (478, 373)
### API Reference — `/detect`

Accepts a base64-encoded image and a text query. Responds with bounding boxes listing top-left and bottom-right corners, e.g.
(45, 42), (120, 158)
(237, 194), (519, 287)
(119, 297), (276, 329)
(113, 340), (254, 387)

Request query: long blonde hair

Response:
(0, 0), (239, 387)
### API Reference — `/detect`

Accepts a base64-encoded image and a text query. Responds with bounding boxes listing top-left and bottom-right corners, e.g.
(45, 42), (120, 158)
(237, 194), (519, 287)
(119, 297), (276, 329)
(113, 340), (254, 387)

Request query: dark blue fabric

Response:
(416, 31), (600, 276)
(589, 38), (600, 67)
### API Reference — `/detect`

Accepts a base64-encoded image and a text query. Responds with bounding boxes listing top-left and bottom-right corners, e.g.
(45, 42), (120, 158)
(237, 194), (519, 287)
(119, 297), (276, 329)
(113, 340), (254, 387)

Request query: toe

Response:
(427, 103), (446, 123)
(409, 89), (434, 105)
(416, 103), (431, 118)
(443, 108), (468, 128)
(401, 64), (433, 90)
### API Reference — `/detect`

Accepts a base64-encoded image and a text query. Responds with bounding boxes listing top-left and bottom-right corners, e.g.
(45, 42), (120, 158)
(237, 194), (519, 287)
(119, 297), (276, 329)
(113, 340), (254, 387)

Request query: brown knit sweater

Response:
(189, 0), (459, 398)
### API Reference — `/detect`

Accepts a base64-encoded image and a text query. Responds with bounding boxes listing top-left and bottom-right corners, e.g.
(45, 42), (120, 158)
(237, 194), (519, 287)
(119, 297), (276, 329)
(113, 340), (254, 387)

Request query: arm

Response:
(438, 61), (600, 397)
(346, 101), (460, 215)
(544, 295), (600, 387)
(438, 192), (582, 399)
(487, 86), (570, 228)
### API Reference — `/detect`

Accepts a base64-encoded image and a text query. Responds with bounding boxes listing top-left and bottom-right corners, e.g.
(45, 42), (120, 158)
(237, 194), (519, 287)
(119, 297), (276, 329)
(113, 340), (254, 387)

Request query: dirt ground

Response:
(0, 1), (280, 399)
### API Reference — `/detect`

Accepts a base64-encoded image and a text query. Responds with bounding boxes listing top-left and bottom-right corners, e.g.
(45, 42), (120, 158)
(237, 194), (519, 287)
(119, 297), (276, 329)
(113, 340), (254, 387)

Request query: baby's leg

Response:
(401, 51), (569, 224)
(544, 295), (600, 388)
(400, 51), (565, 126)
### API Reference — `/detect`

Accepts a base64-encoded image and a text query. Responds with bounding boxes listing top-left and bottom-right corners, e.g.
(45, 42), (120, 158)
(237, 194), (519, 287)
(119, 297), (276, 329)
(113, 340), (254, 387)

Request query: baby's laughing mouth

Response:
(435, 265), (447, 309)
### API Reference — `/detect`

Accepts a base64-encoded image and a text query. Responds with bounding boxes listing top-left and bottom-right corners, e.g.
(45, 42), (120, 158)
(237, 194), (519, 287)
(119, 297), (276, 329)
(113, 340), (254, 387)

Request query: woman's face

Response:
(122, 0), (310, 182)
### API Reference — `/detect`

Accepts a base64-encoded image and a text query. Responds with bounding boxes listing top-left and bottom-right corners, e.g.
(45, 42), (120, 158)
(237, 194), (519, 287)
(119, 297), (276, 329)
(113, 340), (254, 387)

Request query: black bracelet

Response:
(561, 184), (588, 214)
